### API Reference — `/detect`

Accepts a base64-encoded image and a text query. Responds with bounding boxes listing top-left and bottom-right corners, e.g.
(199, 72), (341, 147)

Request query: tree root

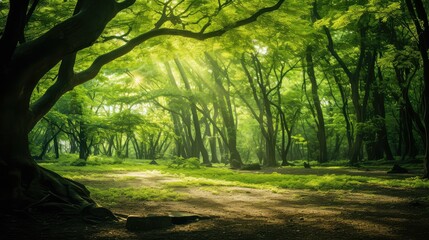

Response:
(2, 162), (116, 223)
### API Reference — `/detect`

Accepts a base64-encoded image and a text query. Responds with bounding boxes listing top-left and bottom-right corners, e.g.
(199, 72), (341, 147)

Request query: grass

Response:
(166, 170), (429, 191)
(88, 186), (186, 207)
(38, 155), (429, 207)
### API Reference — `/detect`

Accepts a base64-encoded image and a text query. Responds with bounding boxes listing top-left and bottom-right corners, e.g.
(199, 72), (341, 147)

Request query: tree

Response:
(304, 46), (328, 163)
(240, 53), (279, 166)
(174, 58), (211, 166)
(205, 53), (243, 168)
(404, 0), (429, 178)
(0, 0), (286, 212)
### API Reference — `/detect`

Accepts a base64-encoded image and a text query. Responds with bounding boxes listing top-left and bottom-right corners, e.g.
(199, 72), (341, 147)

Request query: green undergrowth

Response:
(88, 186), (186, 207)
(40, 158), (429, 193)
(167, 171), (429, 190)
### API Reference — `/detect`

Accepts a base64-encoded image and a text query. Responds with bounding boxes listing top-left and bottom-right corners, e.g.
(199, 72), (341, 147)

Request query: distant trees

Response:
(28, 0), (429, 177)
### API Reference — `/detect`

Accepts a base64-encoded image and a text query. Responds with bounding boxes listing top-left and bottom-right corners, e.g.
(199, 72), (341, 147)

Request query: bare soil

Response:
(2, 168), (429, 240)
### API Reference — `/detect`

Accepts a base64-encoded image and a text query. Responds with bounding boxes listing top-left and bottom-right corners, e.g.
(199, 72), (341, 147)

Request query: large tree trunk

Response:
(405, 0), (429, 177)
(0, 99), (97, 212)
(0, 0), (131, 213)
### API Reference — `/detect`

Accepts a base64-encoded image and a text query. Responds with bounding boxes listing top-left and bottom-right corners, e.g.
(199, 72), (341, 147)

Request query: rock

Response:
(126, 215), (172, 231)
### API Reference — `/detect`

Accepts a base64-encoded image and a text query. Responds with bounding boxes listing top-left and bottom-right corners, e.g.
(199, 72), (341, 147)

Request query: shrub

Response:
(70, 159), (86, 166)
(168, 157), (200, 169)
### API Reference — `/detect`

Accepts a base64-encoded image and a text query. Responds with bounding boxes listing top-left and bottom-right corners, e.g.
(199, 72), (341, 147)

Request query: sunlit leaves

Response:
(314, 0), (401, 30)
(378, 44), (421, 69)
(108, 109), (143, 133)
(331, 5), (366, 29)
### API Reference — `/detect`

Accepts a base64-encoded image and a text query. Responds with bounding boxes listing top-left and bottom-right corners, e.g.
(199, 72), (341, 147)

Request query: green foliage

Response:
(70, 159), (87, 166)
(87, 155), (124, 165)
(378, 45), (421, 69)
(168, 157), (201, 169)
(41, 160), (429, 192)
(53, 154), (125, 166)
(88, 186), (186, 207)
(25, 0), (428, 172)
(108, 109), (143, 134)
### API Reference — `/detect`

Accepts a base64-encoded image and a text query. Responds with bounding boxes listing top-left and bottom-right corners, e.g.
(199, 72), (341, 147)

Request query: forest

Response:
(1, 0), (429, 239)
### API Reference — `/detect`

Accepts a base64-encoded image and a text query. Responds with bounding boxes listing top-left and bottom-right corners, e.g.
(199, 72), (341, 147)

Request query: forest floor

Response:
(2, 166), (429, 240)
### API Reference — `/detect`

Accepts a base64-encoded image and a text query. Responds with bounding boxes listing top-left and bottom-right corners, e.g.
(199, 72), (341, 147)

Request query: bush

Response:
(86, 155), (124, 165)
(70, 159), (86, 166)
(168, 157), (200, 169)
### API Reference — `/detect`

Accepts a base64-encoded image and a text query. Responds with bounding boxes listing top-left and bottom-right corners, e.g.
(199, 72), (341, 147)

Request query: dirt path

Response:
(3, 170), (429, 240)
(99, 170), (429, 240)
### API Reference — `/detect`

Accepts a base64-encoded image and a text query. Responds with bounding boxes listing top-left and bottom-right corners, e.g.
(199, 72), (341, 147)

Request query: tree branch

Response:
(0, 0), (30, 66)
(72, 0), (286, 86)
(30, 0), (285, 125)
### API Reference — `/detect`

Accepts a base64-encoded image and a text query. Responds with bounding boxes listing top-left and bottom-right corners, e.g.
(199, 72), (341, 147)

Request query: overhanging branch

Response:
(31, 0), (285, 124)
(73, 0), (286, 86)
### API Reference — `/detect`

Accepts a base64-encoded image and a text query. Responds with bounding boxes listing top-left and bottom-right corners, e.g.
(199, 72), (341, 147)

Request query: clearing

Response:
(2, 165), (429, 240)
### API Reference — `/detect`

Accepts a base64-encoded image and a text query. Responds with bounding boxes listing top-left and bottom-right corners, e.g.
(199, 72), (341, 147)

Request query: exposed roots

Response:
(1, 162), (116, 222)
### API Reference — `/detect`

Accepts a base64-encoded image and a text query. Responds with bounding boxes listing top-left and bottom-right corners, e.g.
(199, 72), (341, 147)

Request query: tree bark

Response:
(241, 54), (277, 167)
(305, 46), (328, 163)
(405, 0), (429, 177)
(373, 66), (394, 160)
(205, 53), (243, 168)
(174, 58), (211, 166)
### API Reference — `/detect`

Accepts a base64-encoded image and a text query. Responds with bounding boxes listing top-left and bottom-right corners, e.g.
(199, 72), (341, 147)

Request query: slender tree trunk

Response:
(78, 121), (89, 160)
(205, 53), (242, 168)
(164, 62), (186, 158)
(241, 54), (277, 166)
(205, 119), (219, 164)
(174, 58), (210, 166)
(330, 70), (353, 156)
(306, 46), (328, 163)
(314, 0), (367, 164)
(125, 137), (129, 158)
(373, 66), (394, 160)
(53, 134), (60, 159)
